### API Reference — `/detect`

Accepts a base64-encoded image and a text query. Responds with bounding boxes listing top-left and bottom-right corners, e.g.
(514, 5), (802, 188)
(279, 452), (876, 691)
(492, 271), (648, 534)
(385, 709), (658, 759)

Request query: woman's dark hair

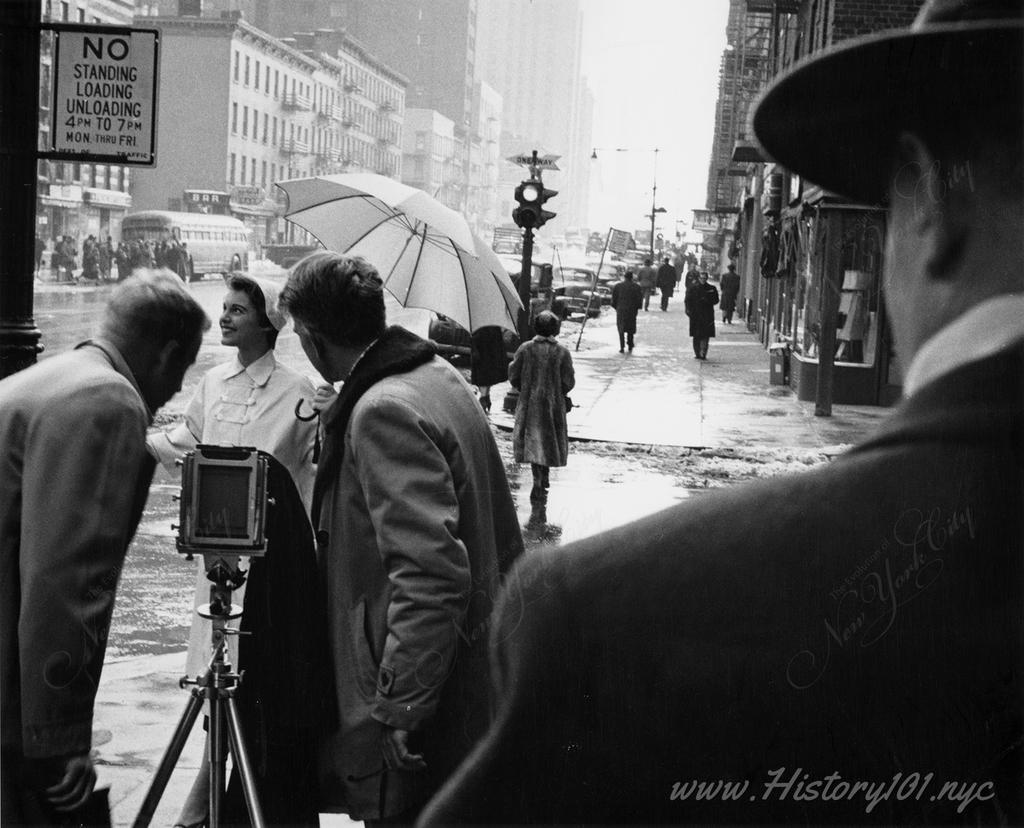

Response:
(227, 272), (278, 349)
(534, 309), (561, 337)
(280, 252), (386, 347)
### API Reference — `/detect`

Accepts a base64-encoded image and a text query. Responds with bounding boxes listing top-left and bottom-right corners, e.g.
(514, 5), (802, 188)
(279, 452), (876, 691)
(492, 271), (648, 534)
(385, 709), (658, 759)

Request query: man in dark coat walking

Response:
(720, 262), (741, 323)
(685, 271), (720, 359)
(654, 257), (676, 311)
(610, 270), (643, 352)
(418, 2), (1024, 824)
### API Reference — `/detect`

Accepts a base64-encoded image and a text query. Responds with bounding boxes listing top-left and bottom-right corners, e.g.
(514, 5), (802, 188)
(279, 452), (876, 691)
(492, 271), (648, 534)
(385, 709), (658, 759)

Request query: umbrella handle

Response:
(294, 398), (319, 422)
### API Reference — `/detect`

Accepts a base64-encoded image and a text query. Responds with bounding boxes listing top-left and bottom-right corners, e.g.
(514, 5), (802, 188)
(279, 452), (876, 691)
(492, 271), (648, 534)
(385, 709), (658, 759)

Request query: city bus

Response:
(119, 211), (252, 279)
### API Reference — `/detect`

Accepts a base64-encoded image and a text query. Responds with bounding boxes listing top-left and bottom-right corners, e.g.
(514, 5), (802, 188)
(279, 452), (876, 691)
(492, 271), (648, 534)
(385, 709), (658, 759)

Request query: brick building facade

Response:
(706, 0), (920, 407)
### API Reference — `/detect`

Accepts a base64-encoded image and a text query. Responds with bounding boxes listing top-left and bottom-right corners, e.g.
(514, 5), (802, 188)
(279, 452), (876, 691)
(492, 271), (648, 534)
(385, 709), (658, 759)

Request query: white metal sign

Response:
(506, 153), (561, 171)
(48, 25), (160, 165)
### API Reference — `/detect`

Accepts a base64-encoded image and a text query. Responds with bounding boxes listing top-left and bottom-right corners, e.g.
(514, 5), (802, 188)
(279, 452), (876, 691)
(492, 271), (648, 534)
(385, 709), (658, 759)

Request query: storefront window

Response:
(835, 213), (884, 367)
(792, 209), (884, 367)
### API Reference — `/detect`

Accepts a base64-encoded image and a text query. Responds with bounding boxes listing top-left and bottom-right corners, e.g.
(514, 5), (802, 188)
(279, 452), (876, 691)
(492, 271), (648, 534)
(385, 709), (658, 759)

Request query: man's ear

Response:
(154, 338), (187, 376)
(893, 131), (971, 281)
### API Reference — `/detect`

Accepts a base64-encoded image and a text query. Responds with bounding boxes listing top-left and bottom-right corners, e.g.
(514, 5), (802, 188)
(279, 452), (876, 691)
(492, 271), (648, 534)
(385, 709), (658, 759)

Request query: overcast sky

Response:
(580, 0), (729, 238)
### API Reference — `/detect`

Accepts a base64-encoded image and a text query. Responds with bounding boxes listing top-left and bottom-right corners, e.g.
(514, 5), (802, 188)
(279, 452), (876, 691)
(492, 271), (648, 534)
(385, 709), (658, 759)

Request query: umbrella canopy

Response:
(278, 173), (475, 253)
(278, 174), (521, 333)
(367, 230), (522, 334)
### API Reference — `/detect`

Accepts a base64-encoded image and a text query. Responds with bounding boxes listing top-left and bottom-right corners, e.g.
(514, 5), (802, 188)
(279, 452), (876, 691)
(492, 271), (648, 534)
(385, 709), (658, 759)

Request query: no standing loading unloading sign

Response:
(45, 24), (160, 166)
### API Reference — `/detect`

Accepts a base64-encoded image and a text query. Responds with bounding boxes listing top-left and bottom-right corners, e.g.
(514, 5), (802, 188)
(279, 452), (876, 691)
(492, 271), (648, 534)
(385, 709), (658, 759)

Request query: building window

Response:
(261, 161), (267, 188)
(231, 102), (238, 133)
(77, 8), (85, 22)
(274, 70), (279, 98)
(242, 106), (248, 138)
(263, 113), (269, 143)
(251, 158), (256, 185)
(254, 60), (260, 91)
(230, 153), (236, 185)
(244, 56), (250, 86)
(272, 116), (277, 146)
(60, 1), (69, 21)
(240, 154), (246, 184)
(265, 65), (270, 94)
(233, 51), (239, 82)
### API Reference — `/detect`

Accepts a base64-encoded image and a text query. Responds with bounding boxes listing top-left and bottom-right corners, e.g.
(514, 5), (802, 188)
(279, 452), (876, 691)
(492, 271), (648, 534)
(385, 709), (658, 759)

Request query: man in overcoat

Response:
(655, 256), (676, 311)
(418, 1), (1024, 824)
(720, 262), (741, 323)
(610, 270), (643, 352)
(685, 270), (720, 359)
(280, 252), (524, 825)
(636, 258), (657, 311)
(0, 272), (209, 824)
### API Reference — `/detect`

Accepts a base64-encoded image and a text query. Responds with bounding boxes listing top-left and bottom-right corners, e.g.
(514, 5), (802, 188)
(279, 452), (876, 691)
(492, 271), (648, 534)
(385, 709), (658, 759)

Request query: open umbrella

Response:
(277, 173), (521, 333)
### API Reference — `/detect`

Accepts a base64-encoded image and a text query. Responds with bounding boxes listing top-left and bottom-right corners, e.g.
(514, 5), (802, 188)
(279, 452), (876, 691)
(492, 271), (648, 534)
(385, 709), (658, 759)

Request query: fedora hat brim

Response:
(752, 21), (1024, 205)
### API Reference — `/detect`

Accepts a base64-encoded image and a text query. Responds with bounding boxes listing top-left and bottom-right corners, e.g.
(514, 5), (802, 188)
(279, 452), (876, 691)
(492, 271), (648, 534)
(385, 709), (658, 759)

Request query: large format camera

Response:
(176, 444), (269, 559)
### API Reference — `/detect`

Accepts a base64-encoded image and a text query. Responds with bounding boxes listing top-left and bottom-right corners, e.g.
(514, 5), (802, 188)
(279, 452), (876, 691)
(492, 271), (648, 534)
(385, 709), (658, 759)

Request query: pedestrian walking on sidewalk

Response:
(720, 263), (741, 324)
(611, 270), (643, 352)
(683, 264), (701, 291)
(509, 310), (575, 503)
(417, 2), (1024, 825)
(655, 257), (676, 311)
(470, 326), (510, 414)
(636, 258), (657, 311)
(0, 272), (208, 826)
(685, 271), (719, 358)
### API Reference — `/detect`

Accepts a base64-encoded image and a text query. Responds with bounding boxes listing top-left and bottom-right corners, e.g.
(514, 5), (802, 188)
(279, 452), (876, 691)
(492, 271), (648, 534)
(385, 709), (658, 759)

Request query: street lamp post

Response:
(590, 146), (666, 259)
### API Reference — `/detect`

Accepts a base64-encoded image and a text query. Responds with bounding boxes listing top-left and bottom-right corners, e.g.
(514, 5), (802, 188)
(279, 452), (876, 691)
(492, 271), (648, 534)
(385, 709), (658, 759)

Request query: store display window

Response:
(792, 210), (884, 367)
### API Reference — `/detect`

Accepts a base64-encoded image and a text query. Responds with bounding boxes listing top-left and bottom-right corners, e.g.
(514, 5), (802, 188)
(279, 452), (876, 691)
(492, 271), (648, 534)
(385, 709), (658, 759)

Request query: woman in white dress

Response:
(148, 273), (320, 827)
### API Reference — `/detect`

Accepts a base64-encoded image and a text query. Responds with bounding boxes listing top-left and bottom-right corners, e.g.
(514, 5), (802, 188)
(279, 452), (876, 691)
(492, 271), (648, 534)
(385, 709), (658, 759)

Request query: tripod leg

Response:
(208, 692), (227, 828)
(132, 691), (204, 828)
(225, 696), (266, 828)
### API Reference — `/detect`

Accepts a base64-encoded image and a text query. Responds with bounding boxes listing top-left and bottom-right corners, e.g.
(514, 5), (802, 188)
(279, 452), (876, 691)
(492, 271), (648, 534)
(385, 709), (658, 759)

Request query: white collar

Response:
(224, 349), (277, 387)
(903, 293), (1024, 397)
(343, 337), (381, 380)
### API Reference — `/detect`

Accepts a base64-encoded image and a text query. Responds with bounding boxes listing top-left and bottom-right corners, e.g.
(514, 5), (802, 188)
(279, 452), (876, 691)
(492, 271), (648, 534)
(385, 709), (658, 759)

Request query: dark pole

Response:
(0, 0), (43, 378)
(649, 148), (658, 262)
(649, 207), (656, 262)
(517, 226), (534, 343)
(815, 211), (842, 416)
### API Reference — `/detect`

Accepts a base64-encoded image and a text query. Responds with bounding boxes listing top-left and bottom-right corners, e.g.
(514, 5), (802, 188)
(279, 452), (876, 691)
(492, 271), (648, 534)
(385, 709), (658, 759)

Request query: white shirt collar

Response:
(224, 349), (277, 387)
(903, 293), (1024, 397)
(344, 337), (381, 380)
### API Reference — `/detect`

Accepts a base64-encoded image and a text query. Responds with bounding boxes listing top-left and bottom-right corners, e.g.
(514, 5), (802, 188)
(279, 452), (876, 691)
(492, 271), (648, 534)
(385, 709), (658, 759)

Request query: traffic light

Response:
(512, 179), (557, 229)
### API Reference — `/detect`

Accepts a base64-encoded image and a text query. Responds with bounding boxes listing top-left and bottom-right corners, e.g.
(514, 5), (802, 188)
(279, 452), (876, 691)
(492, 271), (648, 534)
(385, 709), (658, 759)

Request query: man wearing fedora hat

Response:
(417, 2), (1024, 825)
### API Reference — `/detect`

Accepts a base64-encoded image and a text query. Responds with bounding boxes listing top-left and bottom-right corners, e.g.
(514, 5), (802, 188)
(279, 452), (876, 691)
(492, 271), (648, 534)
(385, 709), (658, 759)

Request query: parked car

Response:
(551, 267), (609, 319)
(262, 243), (320, 269)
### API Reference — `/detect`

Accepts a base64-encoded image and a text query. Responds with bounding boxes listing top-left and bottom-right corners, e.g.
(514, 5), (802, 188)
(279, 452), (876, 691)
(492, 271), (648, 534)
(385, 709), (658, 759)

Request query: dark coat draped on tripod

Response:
(224, 454), (325, 827)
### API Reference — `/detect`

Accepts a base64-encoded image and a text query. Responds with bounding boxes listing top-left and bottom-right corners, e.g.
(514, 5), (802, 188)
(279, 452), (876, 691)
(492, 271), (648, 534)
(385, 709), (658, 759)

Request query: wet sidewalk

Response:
(490, 297), (889, 451)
